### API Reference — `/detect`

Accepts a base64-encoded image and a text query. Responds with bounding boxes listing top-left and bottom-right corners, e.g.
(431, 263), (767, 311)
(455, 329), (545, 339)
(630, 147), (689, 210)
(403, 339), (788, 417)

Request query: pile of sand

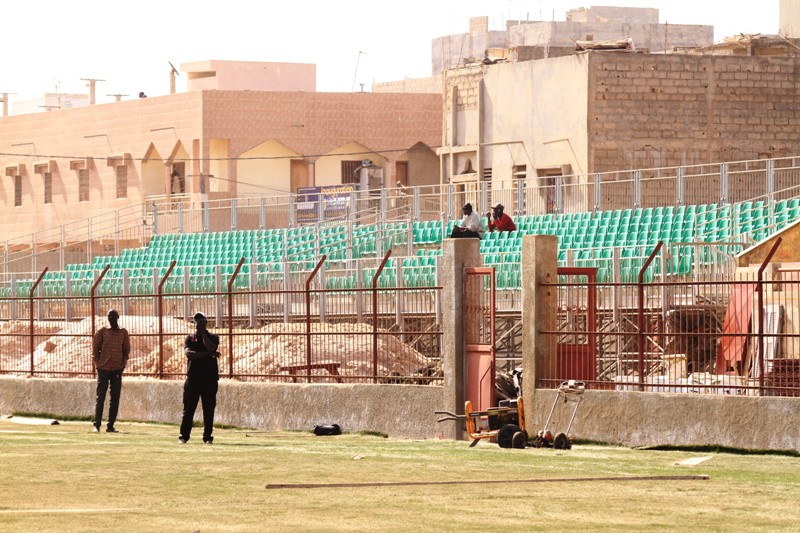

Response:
(2, 317), (437, 382)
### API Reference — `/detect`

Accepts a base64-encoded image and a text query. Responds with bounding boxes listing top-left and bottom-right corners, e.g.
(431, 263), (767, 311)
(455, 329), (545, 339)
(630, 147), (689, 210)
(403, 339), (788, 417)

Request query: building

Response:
(438, 49), (800, 212)
(375, 7), (713, 94)
(0, 61), (441, 241)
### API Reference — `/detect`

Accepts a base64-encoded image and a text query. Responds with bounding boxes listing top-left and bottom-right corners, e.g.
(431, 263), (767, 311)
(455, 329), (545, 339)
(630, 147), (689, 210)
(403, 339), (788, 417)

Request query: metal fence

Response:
(0, 256), (443, 384)
(543, 239), (800, 396)
(6, 155), (800, 276)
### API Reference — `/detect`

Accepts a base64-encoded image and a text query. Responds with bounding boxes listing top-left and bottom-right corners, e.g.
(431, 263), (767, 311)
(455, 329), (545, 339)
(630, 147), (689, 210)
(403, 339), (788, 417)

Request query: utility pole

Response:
(81, 78), (106, 105)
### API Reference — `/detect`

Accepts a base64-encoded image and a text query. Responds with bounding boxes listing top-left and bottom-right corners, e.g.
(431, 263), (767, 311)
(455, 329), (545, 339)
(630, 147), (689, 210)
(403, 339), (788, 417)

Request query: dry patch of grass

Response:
(0, 418), (798, 532)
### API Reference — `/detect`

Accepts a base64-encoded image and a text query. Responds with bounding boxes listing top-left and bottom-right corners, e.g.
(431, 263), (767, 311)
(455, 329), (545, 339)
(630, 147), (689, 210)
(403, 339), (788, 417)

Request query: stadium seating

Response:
(12, 198), (800, 299)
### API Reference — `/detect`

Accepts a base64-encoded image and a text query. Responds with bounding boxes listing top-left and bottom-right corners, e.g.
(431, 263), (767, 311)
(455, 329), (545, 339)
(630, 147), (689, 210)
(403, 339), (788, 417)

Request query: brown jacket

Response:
(93, 327), (131, 371)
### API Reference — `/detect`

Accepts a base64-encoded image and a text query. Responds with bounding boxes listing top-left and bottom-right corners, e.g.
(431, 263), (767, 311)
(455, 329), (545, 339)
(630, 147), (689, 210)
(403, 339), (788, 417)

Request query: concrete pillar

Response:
(441, 237), (481, 440)
(521, 235), (558, 420)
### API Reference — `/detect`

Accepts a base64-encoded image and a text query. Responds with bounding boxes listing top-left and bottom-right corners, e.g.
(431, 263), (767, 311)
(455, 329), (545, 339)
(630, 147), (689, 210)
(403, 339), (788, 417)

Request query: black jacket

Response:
(184, 330), (220, 380)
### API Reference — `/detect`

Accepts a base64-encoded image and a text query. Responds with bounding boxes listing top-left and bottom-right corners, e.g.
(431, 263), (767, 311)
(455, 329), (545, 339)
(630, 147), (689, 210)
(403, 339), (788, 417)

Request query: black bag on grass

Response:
(313, 424), (342, 436)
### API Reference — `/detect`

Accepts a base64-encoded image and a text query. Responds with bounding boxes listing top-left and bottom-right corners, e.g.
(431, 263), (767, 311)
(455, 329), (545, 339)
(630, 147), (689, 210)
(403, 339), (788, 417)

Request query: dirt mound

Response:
(6, 318), (435, 382)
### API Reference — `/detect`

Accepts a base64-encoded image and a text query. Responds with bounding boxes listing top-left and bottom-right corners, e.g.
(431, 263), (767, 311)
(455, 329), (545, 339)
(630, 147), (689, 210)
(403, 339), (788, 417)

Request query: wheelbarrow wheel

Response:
(497, 424), (522, 448)
(512, 430), (528, 449)
(553, 432), (570, 450)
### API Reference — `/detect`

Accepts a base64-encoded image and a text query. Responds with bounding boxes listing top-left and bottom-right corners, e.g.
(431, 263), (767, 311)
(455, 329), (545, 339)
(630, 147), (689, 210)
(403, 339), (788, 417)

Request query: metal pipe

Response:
(637, 241), (663, 391)
(372, 250), (392, 383)
(757, 237), (781, 391)
(89, 264), (111, 376)
(28, 267), (49, 376)
(305, 255), (327, 383)
(157, 261), (177, 378)
(227, 257), (246, 378)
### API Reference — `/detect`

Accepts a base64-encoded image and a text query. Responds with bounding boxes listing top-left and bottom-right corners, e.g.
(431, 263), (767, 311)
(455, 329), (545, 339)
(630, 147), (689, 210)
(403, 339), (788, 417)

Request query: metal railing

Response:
(4, 155), (800, 277)
(0, 253), (443, 383)
(542, 239), (800, 397)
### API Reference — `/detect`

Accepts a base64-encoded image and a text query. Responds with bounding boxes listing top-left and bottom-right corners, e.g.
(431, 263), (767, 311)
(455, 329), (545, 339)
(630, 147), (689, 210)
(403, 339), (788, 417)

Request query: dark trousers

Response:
(94, 369), (123, 429)
(179, 377), (218, 442)
(451, 228), (480, 239)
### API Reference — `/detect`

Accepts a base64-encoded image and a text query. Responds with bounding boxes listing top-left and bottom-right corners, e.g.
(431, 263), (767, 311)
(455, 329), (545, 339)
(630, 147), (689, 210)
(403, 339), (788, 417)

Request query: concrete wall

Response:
(529, 388), (800, 452)
(589, 53), (800, 173)
(5, 374), (800, 451)
(182, 60), (316, 92)
(0, 376), (444, 439)
(373, 77), (442, 94)
(509, 21), (712, 52)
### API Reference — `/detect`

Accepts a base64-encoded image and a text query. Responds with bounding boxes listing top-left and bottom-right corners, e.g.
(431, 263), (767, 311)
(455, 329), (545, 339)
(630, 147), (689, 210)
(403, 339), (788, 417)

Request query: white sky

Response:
(1, 0), (782, 106)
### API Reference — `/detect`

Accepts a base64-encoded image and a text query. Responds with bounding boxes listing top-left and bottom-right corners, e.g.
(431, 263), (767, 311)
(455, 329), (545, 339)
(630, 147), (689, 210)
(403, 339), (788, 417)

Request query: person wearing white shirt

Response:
(450, 203), (486, 239)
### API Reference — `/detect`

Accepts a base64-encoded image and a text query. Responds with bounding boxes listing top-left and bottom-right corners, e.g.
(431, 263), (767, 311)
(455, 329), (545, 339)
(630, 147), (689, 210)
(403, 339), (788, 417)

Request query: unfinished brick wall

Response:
(589, 53), (800, 205)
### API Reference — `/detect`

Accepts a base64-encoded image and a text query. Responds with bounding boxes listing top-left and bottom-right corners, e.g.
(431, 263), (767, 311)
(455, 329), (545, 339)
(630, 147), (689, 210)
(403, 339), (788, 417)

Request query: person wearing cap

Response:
(450, 202), (486, 239)
(486, 203), (517, 233)
(179, 312), (221, 444)
(92, 309), (130, 433)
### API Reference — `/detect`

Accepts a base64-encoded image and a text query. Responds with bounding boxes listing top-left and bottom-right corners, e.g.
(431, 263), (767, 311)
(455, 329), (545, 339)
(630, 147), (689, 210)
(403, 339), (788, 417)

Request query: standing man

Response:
(179, 313), (220, 444)
(450, 203), (486, 239)
(486, 203), (517, 233)
(93, 309), (130, 433)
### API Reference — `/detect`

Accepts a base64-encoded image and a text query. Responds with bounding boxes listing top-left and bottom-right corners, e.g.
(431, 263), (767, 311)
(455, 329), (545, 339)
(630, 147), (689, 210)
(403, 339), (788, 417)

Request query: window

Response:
(78, 169), (89, 202)
(341, 160), (362, 185)
(116, 166), (127, 199)
(14, 175), (21, 207)
(513, 165), (527, 180)
(44, 172), (52, 204)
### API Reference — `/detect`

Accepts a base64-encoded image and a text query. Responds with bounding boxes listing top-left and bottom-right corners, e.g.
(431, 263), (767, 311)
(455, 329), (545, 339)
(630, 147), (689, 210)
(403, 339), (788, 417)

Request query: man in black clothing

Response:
(179, 312), (220, 444)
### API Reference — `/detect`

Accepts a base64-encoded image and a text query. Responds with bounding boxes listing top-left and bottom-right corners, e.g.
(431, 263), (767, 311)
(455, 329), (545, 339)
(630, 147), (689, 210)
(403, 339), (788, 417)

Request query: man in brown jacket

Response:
(92, 309), (130, 433)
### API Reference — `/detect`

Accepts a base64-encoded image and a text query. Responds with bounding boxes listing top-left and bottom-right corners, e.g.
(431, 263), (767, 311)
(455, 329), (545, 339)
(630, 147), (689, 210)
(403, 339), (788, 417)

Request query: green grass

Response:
(1, 418), (799, 532)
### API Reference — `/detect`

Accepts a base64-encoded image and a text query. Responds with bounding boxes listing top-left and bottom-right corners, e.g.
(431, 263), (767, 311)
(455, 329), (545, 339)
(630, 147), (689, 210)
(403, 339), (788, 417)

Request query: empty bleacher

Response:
(7, 196), (800, 300)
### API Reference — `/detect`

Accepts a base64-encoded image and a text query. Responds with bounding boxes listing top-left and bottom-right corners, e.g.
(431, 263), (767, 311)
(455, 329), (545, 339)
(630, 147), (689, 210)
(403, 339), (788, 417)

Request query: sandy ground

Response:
(0, 318), (439, 381)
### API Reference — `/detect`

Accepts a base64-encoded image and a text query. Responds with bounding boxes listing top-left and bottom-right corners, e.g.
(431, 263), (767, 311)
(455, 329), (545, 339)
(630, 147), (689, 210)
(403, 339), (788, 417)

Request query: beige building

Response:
(439, 49), (800, 211)
(0, 61), (441, 241)
(375, 7), (713, 95)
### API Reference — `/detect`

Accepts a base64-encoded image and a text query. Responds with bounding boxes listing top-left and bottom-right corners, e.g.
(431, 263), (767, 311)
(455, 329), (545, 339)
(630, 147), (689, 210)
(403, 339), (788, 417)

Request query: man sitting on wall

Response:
(451, 203), (486, 239)
(486, 203), (517, 233)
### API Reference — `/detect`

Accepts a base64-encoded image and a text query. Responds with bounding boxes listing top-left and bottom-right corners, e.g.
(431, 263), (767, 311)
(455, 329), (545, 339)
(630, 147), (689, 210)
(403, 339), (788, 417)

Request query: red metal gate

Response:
(464, 267), (496, 411)
(556, 267), (597, 382)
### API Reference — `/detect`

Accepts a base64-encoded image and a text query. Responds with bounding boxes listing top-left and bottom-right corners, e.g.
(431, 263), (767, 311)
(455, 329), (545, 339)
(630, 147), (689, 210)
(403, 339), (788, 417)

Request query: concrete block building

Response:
(439, 48), (800, 211)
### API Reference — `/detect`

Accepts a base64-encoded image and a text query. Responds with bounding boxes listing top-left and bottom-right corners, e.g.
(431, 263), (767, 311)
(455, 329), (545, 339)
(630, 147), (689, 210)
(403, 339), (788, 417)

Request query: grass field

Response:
(1, 417), (799, 532)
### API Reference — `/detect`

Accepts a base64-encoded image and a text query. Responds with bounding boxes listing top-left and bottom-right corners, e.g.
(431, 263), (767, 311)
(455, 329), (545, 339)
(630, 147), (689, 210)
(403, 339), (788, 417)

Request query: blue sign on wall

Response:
(296, 184), (356, 222)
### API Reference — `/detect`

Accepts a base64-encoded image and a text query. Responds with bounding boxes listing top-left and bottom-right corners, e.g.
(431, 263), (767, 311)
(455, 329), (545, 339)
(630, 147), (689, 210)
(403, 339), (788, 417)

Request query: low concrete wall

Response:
(3, 376), (800, 450)
(0, 377), (445, 440)
(530, 389), (800, 452)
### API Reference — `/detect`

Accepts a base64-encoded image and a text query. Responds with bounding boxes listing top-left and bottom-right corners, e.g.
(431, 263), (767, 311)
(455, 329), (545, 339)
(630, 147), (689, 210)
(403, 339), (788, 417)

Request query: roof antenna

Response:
(351, 51), (366, 92)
